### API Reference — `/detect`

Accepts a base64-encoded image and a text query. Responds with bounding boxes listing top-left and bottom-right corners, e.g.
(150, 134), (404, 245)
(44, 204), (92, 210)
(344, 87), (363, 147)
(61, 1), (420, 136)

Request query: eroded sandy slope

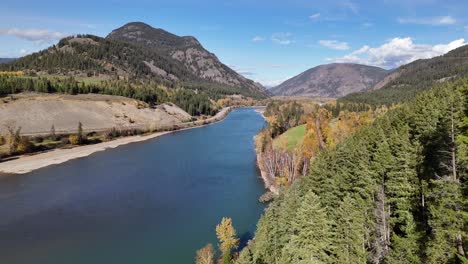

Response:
(0, 93), (192, 135)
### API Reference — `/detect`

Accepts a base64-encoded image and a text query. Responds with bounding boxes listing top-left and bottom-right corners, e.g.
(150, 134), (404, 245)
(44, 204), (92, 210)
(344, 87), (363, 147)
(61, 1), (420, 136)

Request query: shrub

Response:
(60, 137), (69, 145)
(104, 127), (120, 141)
(69, 135), (80, 145)
(33, 136), (44, 143)
(17, 137), (34, 153)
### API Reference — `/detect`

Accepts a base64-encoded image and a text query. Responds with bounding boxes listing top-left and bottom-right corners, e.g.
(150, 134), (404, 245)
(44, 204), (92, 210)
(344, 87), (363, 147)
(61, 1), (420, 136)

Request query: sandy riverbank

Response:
(0, 107), (231, 175)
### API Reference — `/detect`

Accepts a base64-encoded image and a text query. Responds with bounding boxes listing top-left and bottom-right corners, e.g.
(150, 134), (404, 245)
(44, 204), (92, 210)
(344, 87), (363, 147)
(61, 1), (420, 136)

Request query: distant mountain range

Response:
(0, 22), (267, 98)
(0, 58), (16, 64)
(270, 63), (389, 98)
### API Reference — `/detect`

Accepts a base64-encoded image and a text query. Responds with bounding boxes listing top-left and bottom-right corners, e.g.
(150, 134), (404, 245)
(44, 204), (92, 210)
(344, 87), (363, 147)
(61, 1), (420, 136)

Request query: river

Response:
(0, 108), (266, 264)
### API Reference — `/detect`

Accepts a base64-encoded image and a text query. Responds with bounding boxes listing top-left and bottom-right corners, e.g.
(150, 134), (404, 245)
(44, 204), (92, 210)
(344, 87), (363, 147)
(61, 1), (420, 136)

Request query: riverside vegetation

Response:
(237, 80), (467, 263)
(198, 80), (467, 263)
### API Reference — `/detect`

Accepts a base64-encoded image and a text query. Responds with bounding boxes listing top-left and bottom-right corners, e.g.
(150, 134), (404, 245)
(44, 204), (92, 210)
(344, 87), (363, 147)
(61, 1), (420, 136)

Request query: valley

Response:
(1, 2), (468, 263)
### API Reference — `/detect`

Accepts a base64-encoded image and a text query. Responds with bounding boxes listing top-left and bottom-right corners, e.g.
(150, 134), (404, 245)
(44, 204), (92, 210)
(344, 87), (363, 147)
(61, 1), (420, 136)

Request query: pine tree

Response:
(334, 195), (367, 263)
(280, 192), (333, 263)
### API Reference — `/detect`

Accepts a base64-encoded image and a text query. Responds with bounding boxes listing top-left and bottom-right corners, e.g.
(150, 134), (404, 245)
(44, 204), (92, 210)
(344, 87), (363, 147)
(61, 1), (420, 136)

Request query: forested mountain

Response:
(270, 63), (389, 97)
(0, 23), (268, 99)
(107, 22), (267, 96)
(1, 34), (195, 83)
(341, 44), (468, 105)
(237, 80), (467, 263)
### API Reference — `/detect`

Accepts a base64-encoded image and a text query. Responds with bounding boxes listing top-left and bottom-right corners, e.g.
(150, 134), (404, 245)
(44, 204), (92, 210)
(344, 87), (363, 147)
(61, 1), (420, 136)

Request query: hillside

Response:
(107, 22), (267, 97)
(341, 44), (468, 105)
(2, 35), (194, 83)
(0, 93), (192, 135)
(237, 80), (468, 264)
(0, 23), (267, 99)
(270, 63), (389, 98)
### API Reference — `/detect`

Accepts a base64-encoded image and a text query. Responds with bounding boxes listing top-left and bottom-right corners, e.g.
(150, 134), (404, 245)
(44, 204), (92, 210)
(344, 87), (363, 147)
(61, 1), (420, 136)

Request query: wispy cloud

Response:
(309, 13), (321, 20)
(342, 0), (359, 14)
(0, 28), (69, 44)
(397, 16), (456, 25)
(319, 40), (350, 50)
(251, 36), (265, 43)
(261, 63), (288, 68)
(272, 32), (294, 45)
(19, 49), (32, 56)
(229, 65), (256, 77)
(327, 37), (467, 68)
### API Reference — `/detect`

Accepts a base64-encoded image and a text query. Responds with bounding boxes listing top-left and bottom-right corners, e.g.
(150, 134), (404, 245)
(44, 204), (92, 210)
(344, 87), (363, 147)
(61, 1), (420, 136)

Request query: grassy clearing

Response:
(273, 124), (306, 151)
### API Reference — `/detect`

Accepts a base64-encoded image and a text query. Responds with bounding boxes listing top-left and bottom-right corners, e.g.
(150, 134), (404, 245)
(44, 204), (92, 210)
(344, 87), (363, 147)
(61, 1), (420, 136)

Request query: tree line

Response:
(0, 75), (216, 116)
(237, 79), (467, 263)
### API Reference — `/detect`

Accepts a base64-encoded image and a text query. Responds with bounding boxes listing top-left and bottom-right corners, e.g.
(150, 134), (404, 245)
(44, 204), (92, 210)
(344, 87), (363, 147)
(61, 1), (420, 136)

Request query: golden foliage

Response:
(0, 71), (24, 76)
(16, 137), (34, 154)
(68, 135), (80, 145)
(216, 217), (239, 256)
(195, 243), (215, 264)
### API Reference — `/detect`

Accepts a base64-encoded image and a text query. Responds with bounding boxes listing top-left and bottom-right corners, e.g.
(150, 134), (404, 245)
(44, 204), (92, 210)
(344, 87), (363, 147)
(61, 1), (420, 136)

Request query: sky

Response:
(1, 0), (468, 87)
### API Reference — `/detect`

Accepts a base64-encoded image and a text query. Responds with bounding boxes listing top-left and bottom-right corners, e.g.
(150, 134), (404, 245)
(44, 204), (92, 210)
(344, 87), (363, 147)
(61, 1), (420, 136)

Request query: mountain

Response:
(107, 22), (266, 96)
(0, 22), (267, 98)
(0, 58), (15, 64)
(270, 63), (389, 98)
(341, 44), (468, 105)
(2, 34), (196, 82)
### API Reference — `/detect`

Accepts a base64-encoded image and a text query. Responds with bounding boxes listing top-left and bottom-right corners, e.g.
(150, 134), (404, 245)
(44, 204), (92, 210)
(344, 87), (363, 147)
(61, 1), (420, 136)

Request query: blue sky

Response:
(1, 0), (467, 87)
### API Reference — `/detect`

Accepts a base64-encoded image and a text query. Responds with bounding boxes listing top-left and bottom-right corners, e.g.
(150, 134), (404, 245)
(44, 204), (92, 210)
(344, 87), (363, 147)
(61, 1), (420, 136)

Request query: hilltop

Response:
(0, 22), (267, 99)
(270, 63), (389, 98)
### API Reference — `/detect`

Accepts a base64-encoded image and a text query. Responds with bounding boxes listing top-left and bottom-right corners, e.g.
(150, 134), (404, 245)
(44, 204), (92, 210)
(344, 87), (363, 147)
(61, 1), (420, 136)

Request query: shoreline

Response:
(0, 107), (232, 175)
(256, 152), (280, 195)
(253, 107), (280, 195)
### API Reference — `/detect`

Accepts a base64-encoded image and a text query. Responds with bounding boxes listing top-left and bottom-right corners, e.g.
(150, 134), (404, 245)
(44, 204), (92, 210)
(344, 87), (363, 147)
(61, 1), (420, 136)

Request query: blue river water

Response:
(0, 108), (266, 264)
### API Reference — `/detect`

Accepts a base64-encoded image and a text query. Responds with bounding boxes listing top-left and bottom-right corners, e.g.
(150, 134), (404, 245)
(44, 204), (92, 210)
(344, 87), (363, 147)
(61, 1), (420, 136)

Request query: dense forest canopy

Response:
(237, 79), (468, 263)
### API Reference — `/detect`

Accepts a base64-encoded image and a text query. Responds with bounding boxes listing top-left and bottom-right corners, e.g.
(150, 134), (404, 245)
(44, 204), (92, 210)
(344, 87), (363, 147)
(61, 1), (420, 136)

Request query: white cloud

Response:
(0, 28), (68, 44)
(319, 40), (350, 50)
(272, 32), (294, 45)
(342, 0), (359, 14)
(251, 36), (265, 43)
(327, 37), (467, 69)
(19, 49), (32, 56)
(397, 16), (456, 25)
(309, 13), (321, 20)
(229, 65), (255, 77)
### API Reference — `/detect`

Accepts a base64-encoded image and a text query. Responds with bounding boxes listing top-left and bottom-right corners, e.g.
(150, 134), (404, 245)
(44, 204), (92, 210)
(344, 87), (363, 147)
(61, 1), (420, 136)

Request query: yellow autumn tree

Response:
(195, 243), (215, 264)
(301, 128), (320, 160)
(216, 217), (239, 264)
